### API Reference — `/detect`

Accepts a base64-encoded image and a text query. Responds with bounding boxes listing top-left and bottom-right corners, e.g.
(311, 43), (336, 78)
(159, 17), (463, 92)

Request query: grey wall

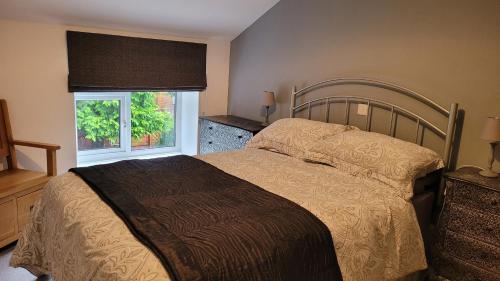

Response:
(228, 0), (500, 169)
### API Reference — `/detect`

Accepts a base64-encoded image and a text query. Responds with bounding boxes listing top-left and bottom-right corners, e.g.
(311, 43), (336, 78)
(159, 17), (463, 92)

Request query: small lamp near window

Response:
(479, 116), (500, 178)
(261, 91), (275, 126)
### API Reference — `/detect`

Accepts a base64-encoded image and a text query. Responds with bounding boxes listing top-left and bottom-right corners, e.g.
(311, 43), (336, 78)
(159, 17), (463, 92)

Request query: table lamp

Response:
(479, 116), (500, 177)
(262, 91), (275, 126)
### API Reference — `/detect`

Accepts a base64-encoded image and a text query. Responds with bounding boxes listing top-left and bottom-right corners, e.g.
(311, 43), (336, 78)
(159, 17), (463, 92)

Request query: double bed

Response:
(10, 78), (459, 281)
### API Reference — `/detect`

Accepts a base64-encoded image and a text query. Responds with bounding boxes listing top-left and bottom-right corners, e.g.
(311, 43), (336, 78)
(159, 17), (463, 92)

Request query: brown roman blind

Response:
(67, 31), (207, 92)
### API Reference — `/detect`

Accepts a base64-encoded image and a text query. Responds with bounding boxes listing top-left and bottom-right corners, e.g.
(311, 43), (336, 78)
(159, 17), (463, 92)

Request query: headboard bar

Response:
(365, 100), (372, 131)
(289, 86), (297, 118)
(389, 106), (395, 136)
(443, 102), (458, 169)
(324, 98), (331, 123)
(293, 96), (447, 138)
(293, 78), (449, 116)
(290, 78), (459, 174)
(344, 100), (350, 124)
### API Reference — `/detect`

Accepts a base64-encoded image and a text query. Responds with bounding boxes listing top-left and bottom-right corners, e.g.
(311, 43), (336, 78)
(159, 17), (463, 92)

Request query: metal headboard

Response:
(290, 78), (459, 172)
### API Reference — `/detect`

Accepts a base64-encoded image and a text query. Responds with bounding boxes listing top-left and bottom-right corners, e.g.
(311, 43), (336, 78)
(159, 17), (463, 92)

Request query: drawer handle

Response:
(491, 200), (498, 206)
(238, 135), (243, 139)
(30, 205), (34, 212)
(208, 141), (213, 144)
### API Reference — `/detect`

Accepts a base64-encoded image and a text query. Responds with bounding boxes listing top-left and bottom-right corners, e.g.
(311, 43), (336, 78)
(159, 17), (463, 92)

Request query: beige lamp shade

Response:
(481, 116), (500, 141)
(262, 91), (275, 107)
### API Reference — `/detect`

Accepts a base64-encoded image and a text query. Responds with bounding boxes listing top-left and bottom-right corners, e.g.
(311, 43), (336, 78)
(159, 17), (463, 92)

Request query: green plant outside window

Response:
(76, 92), (175, 150)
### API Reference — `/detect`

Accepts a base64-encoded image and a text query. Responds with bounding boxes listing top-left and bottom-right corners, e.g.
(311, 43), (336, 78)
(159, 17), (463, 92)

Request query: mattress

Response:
(11, 148), (427, 281)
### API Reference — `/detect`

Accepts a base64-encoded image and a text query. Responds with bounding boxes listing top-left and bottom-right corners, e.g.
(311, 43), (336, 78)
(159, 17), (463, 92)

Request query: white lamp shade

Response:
(262, 91), (275, 107)
(481, 116), (500, 141)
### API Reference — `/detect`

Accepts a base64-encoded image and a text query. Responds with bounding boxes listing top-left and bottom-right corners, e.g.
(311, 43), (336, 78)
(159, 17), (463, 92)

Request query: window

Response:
(75, 91), (197, 164)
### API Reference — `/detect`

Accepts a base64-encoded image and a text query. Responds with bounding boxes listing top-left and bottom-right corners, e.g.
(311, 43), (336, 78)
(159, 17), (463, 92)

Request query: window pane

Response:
(131, 92), (176, 150)
(76, 99), (121, 151)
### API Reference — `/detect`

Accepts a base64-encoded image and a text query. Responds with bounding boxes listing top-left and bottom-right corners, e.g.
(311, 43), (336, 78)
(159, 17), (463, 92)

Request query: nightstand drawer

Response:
(445, 203), (500, 246)
(444, 230), (500, 273)
(451, 180), (500, 214)
(434, 251), (500, 281)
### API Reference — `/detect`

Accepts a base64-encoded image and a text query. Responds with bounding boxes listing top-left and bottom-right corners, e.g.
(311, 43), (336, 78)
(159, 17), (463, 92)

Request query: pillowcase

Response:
(246, 118), (352, 159)
(306, 130), (444, 200)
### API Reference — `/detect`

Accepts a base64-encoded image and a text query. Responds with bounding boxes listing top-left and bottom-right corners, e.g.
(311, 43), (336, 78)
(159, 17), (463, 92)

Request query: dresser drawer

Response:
(200, 139), (231, 154)
(200, 137), (251, 154)
(445, 203), (500, 246)
(0, 198), (17, 246)
(443, 230), (500, 274)
(17, 189), (42, 232)
(200, 119), (254, 154)
(451, 180), (500, 214)
(202, 120), (253, 139)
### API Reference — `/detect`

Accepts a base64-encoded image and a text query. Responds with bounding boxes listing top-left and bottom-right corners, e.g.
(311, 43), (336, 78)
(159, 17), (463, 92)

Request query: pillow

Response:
(306, 130), (444, 200)
(246, 118), (352, 159)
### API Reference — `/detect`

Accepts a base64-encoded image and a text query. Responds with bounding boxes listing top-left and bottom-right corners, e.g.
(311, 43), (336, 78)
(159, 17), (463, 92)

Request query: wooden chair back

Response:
(0, 100), (60, 249)
(0, 100), (17, 170)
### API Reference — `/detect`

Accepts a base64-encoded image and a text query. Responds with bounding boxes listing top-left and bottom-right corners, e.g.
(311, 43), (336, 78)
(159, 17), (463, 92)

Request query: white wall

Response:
(180, 91), (200, 156)
(0, 19), (230, 174)
(202, 37), (231, 116)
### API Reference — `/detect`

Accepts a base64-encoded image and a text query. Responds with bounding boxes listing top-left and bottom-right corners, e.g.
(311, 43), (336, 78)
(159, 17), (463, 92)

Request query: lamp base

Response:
(479, 169), (498, 178)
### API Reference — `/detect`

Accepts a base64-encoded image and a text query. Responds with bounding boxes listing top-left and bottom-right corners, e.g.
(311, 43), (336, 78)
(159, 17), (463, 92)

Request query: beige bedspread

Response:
(11, 148), (427, 281)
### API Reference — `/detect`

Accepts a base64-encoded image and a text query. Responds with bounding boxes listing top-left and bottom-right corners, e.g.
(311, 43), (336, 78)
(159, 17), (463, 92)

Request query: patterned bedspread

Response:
(11, 148), (427, 281)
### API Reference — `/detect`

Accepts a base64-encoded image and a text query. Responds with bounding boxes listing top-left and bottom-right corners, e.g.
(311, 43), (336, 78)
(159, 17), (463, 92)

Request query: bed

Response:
(10, 78), (459, 281)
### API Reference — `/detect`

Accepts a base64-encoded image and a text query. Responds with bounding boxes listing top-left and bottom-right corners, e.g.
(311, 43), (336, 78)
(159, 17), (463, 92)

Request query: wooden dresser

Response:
(432, 167), (500, 281)
(199, 115), (266, 155)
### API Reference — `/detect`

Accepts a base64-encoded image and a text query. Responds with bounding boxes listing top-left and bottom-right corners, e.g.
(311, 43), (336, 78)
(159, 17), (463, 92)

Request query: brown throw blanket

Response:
(70, 155), (343, 281)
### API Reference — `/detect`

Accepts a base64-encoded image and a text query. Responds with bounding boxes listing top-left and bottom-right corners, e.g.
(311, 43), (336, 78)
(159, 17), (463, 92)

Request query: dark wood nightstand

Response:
(198, 115), (266, 155)
(431, 167), (500, 281)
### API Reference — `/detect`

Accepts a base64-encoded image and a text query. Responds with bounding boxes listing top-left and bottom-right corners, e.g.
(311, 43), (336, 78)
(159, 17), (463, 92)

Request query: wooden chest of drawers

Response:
(0, 169), (48, 248)
(199, 115), (266, 155)
(0, 186), (44, 247)
(433, 167), (500, 281)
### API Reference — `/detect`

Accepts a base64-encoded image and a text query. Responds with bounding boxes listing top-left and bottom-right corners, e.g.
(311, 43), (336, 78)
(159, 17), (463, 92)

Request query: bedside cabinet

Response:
(199, 115), (266, 155)
(432, 167), (500, 281)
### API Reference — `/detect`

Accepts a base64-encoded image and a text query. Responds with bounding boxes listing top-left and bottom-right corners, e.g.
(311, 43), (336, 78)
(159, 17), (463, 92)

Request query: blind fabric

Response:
(67, 31), (207, 92)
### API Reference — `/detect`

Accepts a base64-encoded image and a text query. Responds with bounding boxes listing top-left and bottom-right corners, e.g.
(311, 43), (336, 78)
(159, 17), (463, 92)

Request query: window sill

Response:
(77, 151), (182, 167)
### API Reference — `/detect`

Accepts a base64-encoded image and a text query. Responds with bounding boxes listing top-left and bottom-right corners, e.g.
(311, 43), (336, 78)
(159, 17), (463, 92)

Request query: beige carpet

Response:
(0, 243), (50, 281)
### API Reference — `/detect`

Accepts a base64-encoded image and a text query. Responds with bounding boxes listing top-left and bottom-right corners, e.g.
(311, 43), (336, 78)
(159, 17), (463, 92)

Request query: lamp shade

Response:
(262, 91), (275, 107)
(481, 116), (500, 141)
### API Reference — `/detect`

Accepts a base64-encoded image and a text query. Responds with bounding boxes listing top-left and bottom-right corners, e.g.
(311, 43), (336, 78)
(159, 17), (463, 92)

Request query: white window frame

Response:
(75, 92), (183, 164)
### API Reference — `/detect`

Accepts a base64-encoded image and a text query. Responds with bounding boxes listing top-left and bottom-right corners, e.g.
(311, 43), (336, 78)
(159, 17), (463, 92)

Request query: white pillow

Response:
(246, 118), (352, 159)
(306, 130), (444, 200)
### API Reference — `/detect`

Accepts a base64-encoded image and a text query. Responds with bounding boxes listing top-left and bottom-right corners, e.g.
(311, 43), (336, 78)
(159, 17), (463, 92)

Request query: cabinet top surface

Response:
(200, 115), (266, 133)
(0, 169), (49, 198)
(445, 167), (500, 191)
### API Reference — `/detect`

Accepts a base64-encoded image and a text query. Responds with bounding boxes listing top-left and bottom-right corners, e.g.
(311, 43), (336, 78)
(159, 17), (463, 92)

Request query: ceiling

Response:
(0, 0), (279, 39)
